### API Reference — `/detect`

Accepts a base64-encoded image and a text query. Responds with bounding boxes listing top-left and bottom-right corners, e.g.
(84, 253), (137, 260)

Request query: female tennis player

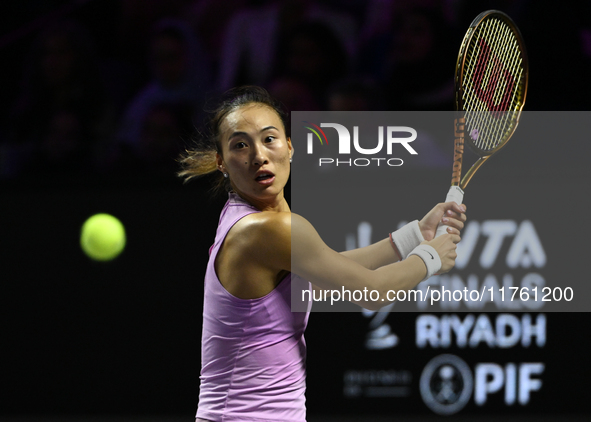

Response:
(179, 86), (466, 422)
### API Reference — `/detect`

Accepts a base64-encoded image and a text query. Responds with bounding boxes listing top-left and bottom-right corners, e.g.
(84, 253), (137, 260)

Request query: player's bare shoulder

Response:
(226, 211), (292, 269)
(234, 211), (290, 241)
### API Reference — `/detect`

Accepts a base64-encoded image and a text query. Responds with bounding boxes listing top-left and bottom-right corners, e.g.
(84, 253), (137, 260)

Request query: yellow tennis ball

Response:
(80, 213), (126, 261)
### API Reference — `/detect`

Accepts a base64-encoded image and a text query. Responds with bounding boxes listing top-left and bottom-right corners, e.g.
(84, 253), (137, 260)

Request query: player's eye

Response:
(264, 136), (275, 143)
(234, 141), (247, 149)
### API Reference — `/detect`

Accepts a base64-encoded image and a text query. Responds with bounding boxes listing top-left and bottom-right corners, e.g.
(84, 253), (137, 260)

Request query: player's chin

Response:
(249, 183), (282, 199)
(260, 175), (287, 190)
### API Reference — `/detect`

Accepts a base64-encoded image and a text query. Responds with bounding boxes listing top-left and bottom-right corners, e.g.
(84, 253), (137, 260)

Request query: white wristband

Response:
(408, 244), (441, 281)
(390, 220), (424, 260)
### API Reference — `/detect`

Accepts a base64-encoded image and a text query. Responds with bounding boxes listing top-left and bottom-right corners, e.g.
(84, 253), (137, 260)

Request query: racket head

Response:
(455, 10), (528, 157)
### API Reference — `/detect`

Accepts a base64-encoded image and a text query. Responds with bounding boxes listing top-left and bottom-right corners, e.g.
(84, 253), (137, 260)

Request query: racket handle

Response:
(435, 186), (464, 237)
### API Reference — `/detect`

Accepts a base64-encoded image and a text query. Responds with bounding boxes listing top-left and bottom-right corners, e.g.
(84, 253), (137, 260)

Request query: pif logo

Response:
(420, 354), (544, 415)
(303, 122), (418, 167)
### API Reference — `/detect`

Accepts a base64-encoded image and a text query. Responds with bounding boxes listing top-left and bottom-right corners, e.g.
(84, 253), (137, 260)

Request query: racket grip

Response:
(435, 186), (464, 237)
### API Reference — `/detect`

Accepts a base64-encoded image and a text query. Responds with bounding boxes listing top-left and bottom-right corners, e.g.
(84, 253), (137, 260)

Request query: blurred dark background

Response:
(1, 0), (591, 185)
(1, 0), (591, 420)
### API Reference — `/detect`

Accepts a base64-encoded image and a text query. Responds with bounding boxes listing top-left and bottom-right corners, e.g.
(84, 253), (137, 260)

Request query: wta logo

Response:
(303, 121), (418, 167)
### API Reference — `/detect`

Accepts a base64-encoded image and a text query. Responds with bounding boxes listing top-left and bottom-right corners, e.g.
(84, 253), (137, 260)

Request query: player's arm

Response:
(290, 213), (460, 310)
(339, 201), (466, 270)
(219, 211), (293, 299)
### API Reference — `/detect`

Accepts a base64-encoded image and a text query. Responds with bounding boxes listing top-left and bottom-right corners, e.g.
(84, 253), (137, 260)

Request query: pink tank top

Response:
(197, 193), (311, 422)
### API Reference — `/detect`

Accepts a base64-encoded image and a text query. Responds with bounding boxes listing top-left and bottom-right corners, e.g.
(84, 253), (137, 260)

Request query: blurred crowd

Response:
(1, 0), (589, 185)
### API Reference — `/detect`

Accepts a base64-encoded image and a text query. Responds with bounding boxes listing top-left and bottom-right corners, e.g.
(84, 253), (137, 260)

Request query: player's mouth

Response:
(255, 170), (275, 185)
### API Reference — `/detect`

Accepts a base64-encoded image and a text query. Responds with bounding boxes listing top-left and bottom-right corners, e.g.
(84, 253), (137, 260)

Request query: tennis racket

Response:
(436, 10), (528, 237)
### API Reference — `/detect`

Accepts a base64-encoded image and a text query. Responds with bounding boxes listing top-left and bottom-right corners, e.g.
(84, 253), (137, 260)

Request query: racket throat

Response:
(460, 156), (489, 190)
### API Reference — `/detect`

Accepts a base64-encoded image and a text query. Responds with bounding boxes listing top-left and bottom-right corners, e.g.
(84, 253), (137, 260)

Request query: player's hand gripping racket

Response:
(436, 10), (528, 237)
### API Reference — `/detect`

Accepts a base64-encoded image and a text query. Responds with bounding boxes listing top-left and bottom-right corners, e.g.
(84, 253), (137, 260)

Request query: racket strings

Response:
(466, 26), (521, 150)
(460, 16), (525, 152)
(465, 19), (522, 111)
(478, 22), (515, 150)
(468, 21), (517, 150)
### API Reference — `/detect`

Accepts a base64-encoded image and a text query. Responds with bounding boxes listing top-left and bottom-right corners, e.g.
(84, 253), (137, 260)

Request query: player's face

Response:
(217, 103), (292, 210)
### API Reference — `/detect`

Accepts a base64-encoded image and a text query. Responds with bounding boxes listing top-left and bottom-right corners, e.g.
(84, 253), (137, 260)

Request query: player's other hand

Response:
(419, 202), (467, 241)
(423, 233), (461, 274)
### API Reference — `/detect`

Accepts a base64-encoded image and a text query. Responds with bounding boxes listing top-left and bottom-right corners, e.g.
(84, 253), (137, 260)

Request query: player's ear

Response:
(287, 137), (294, 162)
(216, 152), (225, 174)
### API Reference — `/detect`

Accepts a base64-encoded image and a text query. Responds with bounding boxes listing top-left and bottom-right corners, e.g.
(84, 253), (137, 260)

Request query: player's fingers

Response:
(444, 201), (467, 215)
(442, 215), (464, 231)
(445, 226), (461, 236)
(445, 208), (467, 221)
(448, 233), (461, 244)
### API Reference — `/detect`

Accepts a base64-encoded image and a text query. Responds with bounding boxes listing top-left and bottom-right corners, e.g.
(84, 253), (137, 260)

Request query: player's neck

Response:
(236, 191), (290, 213)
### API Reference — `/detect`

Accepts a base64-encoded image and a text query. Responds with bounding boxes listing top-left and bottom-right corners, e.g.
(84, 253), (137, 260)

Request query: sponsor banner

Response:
(305, 312), (590, 416)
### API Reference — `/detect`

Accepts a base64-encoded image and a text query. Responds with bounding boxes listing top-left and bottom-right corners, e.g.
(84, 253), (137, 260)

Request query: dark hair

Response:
(178, 86), (289, 194)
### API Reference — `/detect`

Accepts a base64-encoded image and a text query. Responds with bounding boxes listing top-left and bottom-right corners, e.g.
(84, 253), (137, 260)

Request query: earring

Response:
(223, 172), (228, 178)
(290, 157), (292, 163)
